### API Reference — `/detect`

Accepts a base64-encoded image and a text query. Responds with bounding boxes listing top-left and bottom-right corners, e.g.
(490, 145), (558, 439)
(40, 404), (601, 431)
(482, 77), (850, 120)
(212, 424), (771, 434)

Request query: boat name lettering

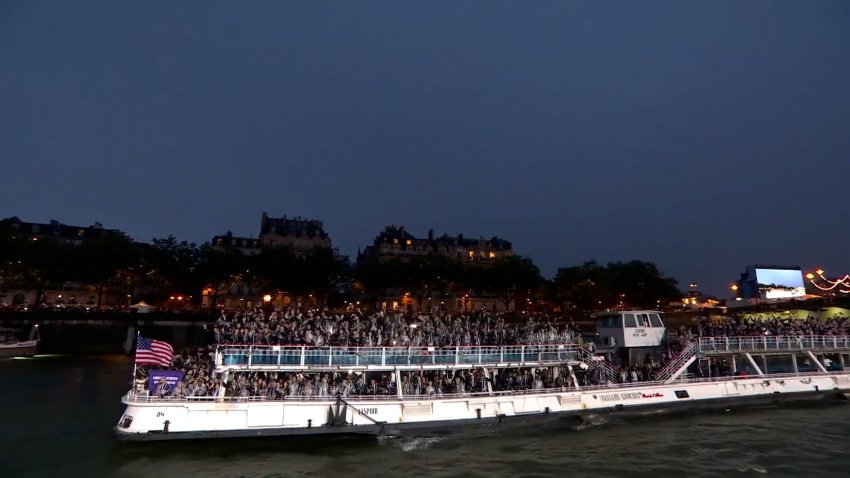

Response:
(641, 392), (663, 398)
(360, 407), (378, 415)
(600, 392), (643, 401)
(156, 411), (166, 417)
(633, 328), (647, 337)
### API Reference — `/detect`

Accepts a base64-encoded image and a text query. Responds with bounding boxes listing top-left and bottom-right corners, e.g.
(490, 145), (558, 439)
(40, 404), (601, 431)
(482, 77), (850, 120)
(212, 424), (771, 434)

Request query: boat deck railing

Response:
(698, 335), (850, 355)
(215, 344), (580, 369)
(123, 369), (842, 404)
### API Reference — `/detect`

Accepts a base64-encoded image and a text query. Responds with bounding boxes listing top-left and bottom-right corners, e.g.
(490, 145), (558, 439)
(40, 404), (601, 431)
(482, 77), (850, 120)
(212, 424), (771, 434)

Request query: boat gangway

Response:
(649, 335), (850, 382)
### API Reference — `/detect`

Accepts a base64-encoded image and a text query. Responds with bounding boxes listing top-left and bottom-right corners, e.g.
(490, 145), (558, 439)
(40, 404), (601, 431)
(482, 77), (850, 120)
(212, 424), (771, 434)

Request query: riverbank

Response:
(0, 311), (213, 353)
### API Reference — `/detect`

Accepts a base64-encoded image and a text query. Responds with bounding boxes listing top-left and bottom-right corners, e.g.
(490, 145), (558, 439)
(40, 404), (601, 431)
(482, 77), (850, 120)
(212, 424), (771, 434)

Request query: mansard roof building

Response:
(259, 212), (331, 252)
(358, 225), (513, 264)
(211, 231), (262, 255)
(0, 216), (121, 245)
(212, 212), (331, 256)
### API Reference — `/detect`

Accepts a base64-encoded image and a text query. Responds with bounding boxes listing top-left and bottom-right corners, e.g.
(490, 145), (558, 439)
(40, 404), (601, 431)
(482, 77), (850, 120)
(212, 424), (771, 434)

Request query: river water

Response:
(3, 354), (850, 478)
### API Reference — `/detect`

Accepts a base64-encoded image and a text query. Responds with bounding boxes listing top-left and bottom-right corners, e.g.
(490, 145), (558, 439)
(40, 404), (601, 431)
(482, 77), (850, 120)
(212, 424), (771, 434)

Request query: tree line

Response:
(0, 227), (683, 312)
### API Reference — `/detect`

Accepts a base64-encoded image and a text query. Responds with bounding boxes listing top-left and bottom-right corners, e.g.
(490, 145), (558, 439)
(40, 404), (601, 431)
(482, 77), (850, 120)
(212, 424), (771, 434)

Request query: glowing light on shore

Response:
(807, 268), (850, 294)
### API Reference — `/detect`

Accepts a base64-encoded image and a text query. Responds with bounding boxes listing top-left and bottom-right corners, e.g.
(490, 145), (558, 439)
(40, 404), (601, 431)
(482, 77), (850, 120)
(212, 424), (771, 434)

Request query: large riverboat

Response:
(114, 311), (850, 441)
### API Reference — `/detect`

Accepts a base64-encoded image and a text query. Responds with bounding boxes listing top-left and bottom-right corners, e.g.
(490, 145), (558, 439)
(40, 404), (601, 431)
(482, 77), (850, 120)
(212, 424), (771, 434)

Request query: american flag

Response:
(135, 335), (174, 367)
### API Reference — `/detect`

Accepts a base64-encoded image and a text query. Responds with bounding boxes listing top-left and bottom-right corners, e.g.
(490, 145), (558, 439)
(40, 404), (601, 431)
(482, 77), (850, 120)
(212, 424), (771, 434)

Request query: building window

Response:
(489, 251), (496, 259)
(405, 239), (412, 246)
(468, 250), (474, 259)
(393, 238), (399, 244)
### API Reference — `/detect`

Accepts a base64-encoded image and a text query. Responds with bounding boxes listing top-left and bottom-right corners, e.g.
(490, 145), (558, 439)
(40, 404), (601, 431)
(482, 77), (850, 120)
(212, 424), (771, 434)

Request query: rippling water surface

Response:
(3, 355), (849, 478)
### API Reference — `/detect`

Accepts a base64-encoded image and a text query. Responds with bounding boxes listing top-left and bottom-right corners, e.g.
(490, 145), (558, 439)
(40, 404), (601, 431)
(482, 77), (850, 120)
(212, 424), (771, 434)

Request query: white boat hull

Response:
(0, 340), (39, 359)
(114, 372), (850, 441)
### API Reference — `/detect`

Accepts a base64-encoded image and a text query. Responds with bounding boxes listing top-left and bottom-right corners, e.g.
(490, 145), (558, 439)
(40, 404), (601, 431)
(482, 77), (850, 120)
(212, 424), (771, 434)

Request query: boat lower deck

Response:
(114, 372), (850, 441)
(114, 386), (847, 442)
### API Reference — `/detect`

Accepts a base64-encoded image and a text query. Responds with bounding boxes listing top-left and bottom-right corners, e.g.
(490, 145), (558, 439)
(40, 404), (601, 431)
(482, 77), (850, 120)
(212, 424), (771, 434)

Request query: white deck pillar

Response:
(745, 353), (765, 376)
(806, 350), (828, 373)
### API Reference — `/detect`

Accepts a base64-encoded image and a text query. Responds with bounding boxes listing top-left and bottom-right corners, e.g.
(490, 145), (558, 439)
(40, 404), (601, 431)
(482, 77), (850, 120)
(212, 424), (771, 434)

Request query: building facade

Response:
(259, 212), (331, 253)
(358, 226), (515, 313)
(211, 213), (331, 256)
(211, 232), (262, 255)
(359, 226), (513, 263)
(1, 216), (120, 245)
(206, 213), (333, 310)
(0, 217), (126, 307)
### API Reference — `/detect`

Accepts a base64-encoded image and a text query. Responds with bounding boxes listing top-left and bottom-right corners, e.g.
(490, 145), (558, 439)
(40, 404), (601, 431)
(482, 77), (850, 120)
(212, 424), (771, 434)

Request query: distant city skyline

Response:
(4, 212), (839, 300)
(3, 1), (849, 297)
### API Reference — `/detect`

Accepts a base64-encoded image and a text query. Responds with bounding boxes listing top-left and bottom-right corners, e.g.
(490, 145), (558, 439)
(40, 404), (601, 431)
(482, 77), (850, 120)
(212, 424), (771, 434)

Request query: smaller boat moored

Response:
(0, 325), (40, 359)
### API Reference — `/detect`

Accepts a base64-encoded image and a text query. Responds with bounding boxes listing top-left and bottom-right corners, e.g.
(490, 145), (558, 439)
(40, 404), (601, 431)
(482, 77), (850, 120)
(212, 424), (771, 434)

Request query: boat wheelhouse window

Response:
(623, 314), (638, 328)
(599, 316), (621, 328)
(649, 314), (663, 328)
(636, 313), (651, 327)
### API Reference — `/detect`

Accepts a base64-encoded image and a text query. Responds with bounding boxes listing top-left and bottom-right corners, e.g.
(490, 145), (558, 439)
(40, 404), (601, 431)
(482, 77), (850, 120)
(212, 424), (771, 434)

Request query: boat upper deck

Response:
(214, 335), (850, 371)
(698, 335), (850, 355)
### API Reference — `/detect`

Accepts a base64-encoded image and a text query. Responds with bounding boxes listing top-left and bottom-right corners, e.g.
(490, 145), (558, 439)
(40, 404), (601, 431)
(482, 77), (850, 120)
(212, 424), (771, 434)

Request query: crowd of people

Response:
(614, 359), (666, 384)
(211, 308), (580, 347)
(694, 315), (850, 338)
(217, 366), (580, 400)
(141, 360), (667, 399)
(134, 308), (850, 397)
(135, 348), (220, 398)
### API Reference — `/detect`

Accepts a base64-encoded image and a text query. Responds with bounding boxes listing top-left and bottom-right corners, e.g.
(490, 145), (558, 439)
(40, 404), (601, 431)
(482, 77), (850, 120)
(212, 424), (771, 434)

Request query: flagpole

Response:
(131, 330), (139, 392)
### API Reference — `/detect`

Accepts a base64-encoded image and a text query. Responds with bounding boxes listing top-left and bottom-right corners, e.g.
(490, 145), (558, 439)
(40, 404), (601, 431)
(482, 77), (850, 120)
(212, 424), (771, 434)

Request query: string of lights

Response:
(806, 269), (850, 294)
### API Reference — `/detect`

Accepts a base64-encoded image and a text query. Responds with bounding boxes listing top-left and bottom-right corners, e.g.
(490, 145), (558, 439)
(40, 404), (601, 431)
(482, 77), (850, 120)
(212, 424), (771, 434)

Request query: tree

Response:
(196, 244), (250, 309)
(252, 246), (302, 297)
(354, 258), (406, 309)
(605, 260), (681, 309)
(478, 255), (542, 312)
(304, 247), (351, 305)
(73, 232), (139, 305)
(552, 259), (681, 311)
(552, 260), (609, 311)
(302, 247), (351, 307)
(1, 235), (74, 304)
(403, 254), (460, 311)
(144, 236), (204, 305)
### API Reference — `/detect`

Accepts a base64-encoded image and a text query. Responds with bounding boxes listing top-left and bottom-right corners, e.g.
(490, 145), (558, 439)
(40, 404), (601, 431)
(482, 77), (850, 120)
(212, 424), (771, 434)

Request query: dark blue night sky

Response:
(2, 1), (849, 295)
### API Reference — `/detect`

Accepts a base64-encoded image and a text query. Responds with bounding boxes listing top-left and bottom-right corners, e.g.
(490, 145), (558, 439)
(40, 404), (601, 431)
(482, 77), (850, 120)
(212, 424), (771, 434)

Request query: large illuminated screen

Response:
(755, 268), (806, 299)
